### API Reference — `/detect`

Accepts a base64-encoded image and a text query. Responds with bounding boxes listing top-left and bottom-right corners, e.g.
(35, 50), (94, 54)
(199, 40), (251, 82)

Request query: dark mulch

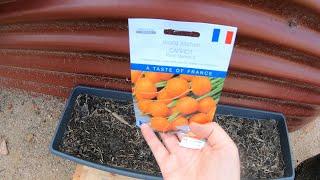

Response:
(58, 94), (286, 179)
(58, 94), (161, 176)
(216, 115), (285, 179)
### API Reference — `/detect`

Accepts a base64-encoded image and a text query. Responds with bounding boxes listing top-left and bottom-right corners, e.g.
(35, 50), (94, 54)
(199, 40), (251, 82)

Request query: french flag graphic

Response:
(212, 28), (234, 44)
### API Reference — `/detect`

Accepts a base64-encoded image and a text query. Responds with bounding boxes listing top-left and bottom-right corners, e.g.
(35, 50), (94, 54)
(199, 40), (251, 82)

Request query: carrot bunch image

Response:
(131, 70), (225, 132)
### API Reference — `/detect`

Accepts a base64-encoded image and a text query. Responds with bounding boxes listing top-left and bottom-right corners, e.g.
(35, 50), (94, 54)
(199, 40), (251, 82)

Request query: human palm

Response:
(141, 122), (240, 180)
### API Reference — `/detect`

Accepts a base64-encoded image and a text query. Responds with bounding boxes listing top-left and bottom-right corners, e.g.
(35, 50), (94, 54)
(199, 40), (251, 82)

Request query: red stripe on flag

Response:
(225, 31), (234, 44)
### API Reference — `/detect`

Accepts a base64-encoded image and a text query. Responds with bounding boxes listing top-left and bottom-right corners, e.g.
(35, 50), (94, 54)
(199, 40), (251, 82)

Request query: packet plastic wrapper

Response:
(129, 18), (237, 149)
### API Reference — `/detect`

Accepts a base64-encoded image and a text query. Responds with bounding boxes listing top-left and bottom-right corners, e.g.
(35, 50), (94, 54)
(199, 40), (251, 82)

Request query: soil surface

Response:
(60, 94), (286, 179)
(217, 116), (285, 179)
(59, 94), (161, 176)
(0, 87), (319, 179)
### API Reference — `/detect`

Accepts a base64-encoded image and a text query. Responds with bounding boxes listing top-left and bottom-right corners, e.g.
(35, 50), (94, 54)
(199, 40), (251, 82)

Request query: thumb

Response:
(190, 122), (234, 147)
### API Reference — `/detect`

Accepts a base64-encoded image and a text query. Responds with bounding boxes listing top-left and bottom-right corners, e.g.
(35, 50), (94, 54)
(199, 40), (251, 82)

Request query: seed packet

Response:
(128, 18), (237, 148)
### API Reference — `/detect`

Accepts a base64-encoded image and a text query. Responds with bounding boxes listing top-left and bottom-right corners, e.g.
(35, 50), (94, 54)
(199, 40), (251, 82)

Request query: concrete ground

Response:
(0, 87), (319, 179)
(290, 117), (320, 165)
(0, 88), (76, 180)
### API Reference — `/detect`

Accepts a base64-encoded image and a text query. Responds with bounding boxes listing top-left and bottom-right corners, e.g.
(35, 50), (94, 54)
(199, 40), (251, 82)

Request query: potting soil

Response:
(58, 94), (161, 176)
(59, 94), (285, 179)
(217, 115), (285, 179)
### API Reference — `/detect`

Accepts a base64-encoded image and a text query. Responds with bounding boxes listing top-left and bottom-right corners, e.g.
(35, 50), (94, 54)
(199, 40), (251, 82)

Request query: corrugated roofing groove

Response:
(0, 31), (129, 54)
(0, 63), (318, 106)
(292, 0), (320, 14)
(232, 49), (320, 87)
(0, 65), (131, 90)
(220, 92), (317, 117)
(224, 72), (320, 105)
(0, 49), (129, 78)
(1, 31), (319, 87)
(0, 0), (319, 56)
(0, 0), (319, 131)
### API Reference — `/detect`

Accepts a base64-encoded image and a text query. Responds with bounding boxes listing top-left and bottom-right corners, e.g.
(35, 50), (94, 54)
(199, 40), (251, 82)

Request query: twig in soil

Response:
(60, 94), (161, 176)
(0, 169), (5, 173)
(120, 103), (134, 108)
(104, 107), (134, 128)
(253, 137), (265, 143)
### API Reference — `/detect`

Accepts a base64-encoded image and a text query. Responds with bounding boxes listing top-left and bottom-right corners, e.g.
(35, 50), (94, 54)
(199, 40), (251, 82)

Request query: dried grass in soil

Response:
(217, 115), (285, 179)
(59, 94), (285, 179)
(58, 94), (161, 176)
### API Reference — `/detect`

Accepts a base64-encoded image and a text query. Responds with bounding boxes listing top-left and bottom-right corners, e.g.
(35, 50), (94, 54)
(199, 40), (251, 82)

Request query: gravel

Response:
(0, 87), (76, 180)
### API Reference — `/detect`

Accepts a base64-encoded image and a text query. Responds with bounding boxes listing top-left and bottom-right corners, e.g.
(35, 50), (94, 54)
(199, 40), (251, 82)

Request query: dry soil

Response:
(0, 87), (319, 180)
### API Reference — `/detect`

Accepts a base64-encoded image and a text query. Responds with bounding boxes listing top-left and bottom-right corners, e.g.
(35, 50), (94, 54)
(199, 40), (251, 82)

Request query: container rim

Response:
(49, 85), (295, 180)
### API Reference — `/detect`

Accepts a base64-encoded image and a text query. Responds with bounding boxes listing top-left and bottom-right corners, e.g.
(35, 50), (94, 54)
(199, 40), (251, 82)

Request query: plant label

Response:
(179, 136), (206, 150)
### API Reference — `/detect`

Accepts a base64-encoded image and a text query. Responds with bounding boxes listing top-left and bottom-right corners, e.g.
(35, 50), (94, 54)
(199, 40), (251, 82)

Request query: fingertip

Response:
(190, 122), (214, 138)
(189, 122), (202, 132)
(140, 123), (153, 138)
(140, 123), (169, 163)
(189, 122), (203, 129)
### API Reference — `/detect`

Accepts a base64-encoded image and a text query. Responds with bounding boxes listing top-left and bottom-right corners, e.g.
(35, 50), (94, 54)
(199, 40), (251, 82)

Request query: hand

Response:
(141, 122), (240, 180)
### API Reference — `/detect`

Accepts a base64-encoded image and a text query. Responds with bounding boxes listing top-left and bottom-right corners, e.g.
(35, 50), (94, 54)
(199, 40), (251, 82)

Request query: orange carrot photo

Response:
(134, 78), (157, 99)
(131, 73), (225, 132)
(189, 113), (210, 124)
(149, 101), (170, 117)
(145, 72), (163, 83)
(165, 77), (189, 98)
(176, 97), (199, 115)
(150, 117), (171, 132)
(191, 76), (212, 96)
(171, 116), (189, 130)
(157, 89), (172, 104)
(199, 97), (216, 113)
(131, 70), (142, 83)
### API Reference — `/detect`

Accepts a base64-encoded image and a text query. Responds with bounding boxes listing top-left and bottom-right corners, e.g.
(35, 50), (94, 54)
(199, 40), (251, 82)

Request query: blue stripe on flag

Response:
(212, 28), (220, 42)
(131, 63), (227, 78)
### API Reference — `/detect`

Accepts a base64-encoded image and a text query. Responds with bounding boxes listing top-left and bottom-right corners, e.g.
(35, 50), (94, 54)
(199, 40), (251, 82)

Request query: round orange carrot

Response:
(137, 100), (152, 114)
(151, 117), (171, 132)
(199, 97), (216, 113)
(189, 113), (211, 124)
(149, 101), (170, 117)
(180, 74), (193, 81)
(171, 116), (188, 130)
(176, 97), (199, 115)
(166, 77), (189, 98)
(131, 70), (142, 84)
(191, 76), (212, 96)
(157, 89), (172, 104)
(159, 73), (174, 80)
(145, 72), (163, 83)
(134, 78), (157, 99)
(207, 106), (217, 121)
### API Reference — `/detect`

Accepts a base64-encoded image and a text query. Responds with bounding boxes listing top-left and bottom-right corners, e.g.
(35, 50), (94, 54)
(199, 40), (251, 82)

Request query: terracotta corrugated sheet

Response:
(0, 0), (319, 131)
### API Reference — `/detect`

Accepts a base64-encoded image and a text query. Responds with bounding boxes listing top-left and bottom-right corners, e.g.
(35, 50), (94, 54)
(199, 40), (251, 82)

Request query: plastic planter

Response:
(50, 85), (294, 180)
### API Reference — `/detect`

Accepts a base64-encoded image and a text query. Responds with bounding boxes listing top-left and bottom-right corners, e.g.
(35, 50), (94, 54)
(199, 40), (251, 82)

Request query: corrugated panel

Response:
(0, 0), (319, 131)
